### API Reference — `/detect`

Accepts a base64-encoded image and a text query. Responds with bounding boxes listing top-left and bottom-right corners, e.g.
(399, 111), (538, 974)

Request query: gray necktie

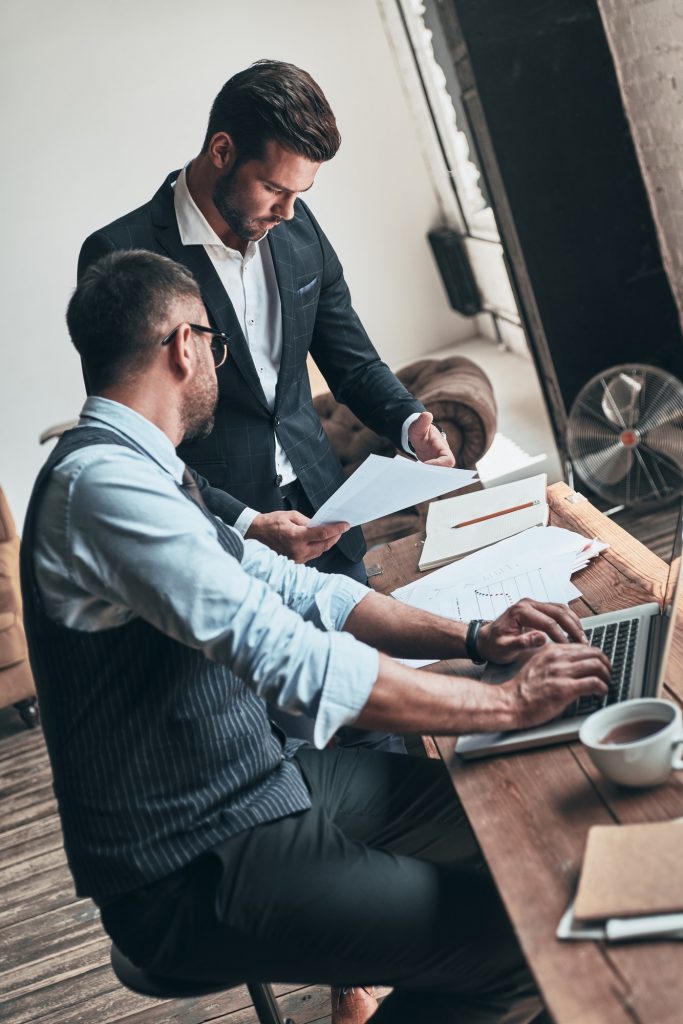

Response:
(181, 466), (207, 509)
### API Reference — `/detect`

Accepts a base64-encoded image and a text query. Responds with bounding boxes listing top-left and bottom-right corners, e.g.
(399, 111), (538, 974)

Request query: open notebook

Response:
(418, 474), (548, 571)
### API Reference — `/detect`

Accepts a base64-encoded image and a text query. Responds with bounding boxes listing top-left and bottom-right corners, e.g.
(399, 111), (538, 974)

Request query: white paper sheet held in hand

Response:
(308, 455), (476, 528)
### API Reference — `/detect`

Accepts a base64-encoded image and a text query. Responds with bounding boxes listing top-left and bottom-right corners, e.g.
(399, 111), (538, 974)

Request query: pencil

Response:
(452, 500), (539, 529)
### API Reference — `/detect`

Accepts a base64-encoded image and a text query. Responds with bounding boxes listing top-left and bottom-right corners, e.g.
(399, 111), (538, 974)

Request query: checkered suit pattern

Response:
(78, 172), (424, 561)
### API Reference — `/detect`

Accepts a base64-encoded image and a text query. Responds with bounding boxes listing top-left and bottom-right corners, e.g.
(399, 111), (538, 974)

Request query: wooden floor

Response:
(0, 709), (350, 1024)
(1, 500), (678, 1024)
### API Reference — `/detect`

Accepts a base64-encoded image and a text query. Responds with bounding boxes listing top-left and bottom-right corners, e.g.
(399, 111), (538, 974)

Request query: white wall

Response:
(0, 0), (475, 525)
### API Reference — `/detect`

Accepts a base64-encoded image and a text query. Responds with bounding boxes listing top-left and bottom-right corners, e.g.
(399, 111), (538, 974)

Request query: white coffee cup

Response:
(579, 698), (683, 788)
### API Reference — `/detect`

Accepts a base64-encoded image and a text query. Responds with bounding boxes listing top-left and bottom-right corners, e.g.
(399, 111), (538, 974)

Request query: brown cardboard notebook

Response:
(574, 821), (683, 922)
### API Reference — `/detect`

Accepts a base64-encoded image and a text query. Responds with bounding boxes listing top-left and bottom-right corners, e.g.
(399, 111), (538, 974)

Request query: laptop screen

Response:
(654, 501), (683, 693)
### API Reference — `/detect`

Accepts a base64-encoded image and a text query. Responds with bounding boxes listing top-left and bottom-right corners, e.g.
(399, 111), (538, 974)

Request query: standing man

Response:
(78, 59), (454, 584)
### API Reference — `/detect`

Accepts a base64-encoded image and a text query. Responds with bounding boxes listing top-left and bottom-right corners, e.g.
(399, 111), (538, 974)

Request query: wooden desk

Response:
(366, 481), (683, 1024)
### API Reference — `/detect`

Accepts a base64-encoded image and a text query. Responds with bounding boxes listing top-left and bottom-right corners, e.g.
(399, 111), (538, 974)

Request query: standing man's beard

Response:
(212, 170), (259, 241)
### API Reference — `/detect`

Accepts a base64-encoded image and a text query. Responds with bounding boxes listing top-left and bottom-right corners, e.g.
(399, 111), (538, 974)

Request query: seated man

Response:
(22, 250), (609, 1024)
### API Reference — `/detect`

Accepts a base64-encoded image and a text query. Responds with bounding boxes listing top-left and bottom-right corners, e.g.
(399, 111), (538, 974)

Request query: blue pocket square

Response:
(297, 277), (319, 298)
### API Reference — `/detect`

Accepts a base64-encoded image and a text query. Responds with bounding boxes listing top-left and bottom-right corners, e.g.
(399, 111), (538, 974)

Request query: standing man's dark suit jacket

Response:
(78, 171), (425, 562)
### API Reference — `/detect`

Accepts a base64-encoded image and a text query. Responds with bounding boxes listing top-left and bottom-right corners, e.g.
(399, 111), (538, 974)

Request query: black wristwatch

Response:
(466, 619), (488, 665)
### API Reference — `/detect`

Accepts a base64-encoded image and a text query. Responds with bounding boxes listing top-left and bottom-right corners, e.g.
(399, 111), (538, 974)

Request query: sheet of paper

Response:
(398, 558), (575, 624)
(308, 455), (476, 528)
(394, 526), (607, 606)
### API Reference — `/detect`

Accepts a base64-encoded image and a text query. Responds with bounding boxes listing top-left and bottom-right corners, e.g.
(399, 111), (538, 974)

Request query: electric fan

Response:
(566, 364), (683, 507)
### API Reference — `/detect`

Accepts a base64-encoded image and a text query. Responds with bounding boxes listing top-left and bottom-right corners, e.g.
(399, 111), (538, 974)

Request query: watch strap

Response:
(466, 619), (487, 664)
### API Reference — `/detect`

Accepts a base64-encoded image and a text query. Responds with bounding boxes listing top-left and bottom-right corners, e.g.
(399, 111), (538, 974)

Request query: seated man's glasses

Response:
(161, 323), (228, 368)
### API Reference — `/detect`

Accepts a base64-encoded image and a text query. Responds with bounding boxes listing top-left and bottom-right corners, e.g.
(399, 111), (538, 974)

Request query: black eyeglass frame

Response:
(161, 323), (228, 368)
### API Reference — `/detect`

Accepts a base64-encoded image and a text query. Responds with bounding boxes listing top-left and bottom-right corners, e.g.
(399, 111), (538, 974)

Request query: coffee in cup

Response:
(598, 719), (668, 746)
(579, 698), (683, 787)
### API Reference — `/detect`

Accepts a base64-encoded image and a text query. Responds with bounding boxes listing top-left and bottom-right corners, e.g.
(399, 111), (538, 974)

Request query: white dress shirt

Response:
(173, 166), (420, 535)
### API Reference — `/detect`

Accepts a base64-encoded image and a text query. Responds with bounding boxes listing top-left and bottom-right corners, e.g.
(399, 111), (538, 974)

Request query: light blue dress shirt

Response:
(34, 397), (379, 748)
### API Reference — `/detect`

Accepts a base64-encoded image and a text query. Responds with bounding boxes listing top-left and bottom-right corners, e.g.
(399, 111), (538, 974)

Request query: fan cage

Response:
(566, 363), (683, 507)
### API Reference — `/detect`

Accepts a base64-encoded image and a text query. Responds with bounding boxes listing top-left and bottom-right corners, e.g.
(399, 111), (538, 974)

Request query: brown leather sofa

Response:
(0, 487), (39, 727)
(313, 354), (497, 548)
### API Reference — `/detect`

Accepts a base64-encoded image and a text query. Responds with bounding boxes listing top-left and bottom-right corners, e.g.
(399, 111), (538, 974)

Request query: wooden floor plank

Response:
(0, 878), (81, 930)
(0, 901), (101, 972)
(1, 963), (121, 1024)
(0, 827), (65, 871)
(0, 846), (70, 888)
(0, 812), (61, 853)
(0, 935), (109, 1000)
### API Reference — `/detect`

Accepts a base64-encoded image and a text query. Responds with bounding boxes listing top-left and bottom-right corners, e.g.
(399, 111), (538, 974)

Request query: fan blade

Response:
(600, 372), (642, 428)
(574, 443), (634, 486)
(637, 400), (683, 438)
(639, 426), (683, 473)
(568, 402), (621, 454)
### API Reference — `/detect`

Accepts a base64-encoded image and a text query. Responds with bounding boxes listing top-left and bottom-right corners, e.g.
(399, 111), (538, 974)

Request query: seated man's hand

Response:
(477, 598), (588, 664)
(245, 510), (349, 564)
(503, 643), (610, 731)
(407, 412), (456, 467)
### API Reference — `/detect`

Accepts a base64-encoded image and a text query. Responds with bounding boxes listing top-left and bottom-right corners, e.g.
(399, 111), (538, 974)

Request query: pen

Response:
(452, 500), (539, 529)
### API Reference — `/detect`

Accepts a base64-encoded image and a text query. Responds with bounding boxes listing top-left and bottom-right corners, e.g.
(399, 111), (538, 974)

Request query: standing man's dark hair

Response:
(201, 59), (341, 163)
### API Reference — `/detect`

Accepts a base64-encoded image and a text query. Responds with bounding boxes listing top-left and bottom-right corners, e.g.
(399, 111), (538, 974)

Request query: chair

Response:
(110, 943), (295, 1023)
(313, 353), (497, 548)
(0, 486), (39, 728)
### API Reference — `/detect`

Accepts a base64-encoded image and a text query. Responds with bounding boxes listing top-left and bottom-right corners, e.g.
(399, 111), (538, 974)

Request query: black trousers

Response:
(273, 479), (405, 754)
(102, 747), (540, 1023)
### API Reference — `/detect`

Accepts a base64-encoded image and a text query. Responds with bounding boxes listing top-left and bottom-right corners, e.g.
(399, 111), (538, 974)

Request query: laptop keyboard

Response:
(562, 618), (639, 718)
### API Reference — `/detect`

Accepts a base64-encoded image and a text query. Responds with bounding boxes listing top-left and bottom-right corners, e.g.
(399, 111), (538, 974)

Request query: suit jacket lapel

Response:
(267, 227), (296, 411)
(150, 174), (270, 412)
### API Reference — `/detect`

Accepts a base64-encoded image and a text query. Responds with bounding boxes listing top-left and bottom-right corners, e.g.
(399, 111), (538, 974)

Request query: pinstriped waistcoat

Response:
(20, 428), (311, 905)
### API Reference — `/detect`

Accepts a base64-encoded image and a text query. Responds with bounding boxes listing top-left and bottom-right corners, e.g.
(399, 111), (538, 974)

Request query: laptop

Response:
(455, 502), (683, 760)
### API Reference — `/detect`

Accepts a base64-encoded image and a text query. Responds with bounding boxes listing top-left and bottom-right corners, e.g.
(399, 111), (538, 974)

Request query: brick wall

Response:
(597, 0), (683, 332)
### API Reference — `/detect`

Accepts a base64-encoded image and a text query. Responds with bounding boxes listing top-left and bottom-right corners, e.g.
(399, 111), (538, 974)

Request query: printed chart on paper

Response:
(465, 568), (553, 620)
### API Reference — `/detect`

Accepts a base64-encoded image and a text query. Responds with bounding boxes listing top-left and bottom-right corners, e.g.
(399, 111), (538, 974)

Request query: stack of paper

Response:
(392, 525), (608, 668)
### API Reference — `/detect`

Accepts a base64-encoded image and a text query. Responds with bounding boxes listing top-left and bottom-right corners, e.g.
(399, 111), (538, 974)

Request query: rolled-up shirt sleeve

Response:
(44, 449), (378, 748)
(241, 537), (370, 629)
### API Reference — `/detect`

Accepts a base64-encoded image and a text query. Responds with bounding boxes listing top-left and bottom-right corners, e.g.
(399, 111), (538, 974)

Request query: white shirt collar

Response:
(78, 396), (186, 484)
(174, 165), (262, 263)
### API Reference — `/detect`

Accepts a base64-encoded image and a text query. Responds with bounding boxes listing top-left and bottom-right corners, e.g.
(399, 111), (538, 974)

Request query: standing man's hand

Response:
(245, 510), (349, 563)
(477, 599), (588, 664)
(408, 412), (455, 467)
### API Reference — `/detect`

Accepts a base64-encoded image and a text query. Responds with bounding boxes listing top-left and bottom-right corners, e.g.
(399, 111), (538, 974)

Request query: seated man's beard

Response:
(182, 380), (218, 443)
(183, 411), (215, 443)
